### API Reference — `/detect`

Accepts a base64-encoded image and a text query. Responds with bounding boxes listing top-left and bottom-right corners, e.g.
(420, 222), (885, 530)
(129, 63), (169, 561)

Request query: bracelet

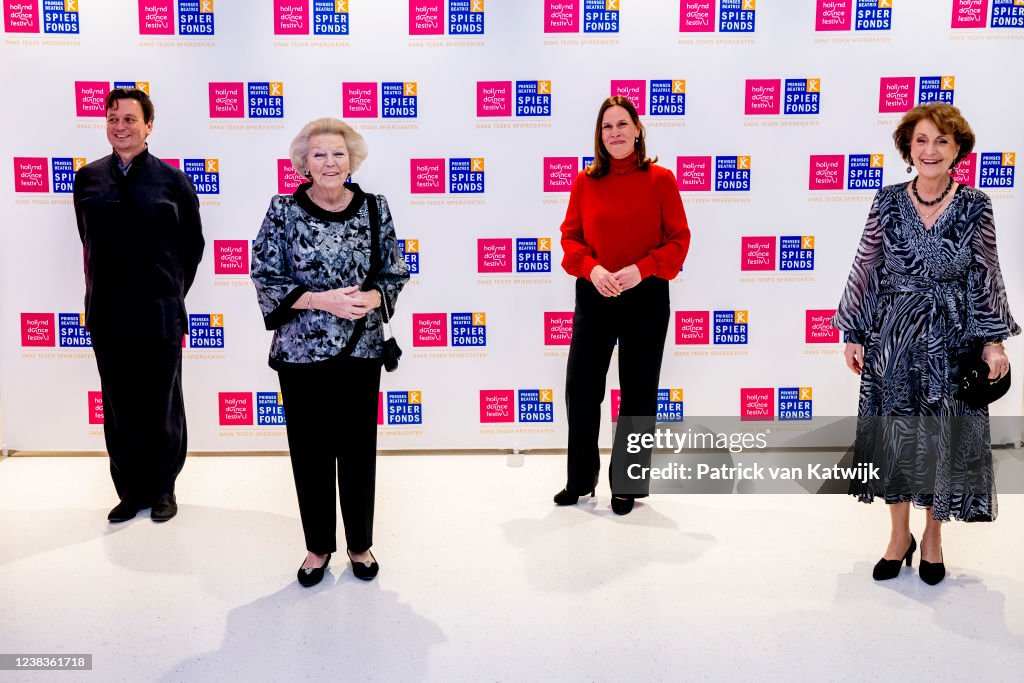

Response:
(984, 341), (1004, 348)
(306, 292), (314, 310)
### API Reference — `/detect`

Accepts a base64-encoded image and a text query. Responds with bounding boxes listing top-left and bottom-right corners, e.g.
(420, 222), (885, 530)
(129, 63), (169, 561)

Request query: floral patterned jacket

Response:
(251, 183), (409, 367)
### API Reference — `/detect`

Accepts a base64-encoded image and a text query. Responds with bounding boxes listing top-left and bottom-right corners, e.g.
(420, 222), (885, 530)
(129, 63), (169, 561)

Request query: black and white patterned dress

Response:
(832, 182), (1019, 521)
(251, 182), (409, 368)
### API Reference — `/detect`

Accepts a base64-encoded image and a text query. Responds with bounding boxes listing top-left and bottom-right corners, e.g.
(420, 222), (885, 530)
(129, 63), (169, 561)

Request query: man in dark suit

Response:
(73, 88), (205, 522)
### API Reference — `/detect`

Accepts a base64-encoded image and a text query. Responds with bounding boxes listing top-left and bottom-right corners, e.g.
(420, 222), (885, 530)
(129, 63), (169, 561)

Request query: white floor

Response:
(2, 453), (1024, 683)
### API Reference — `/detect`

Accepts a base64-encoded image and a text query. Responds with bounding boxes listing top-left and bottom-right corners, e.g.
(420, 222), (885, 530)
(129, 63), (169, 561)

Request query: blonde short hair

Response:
(289, 118), (368, 176)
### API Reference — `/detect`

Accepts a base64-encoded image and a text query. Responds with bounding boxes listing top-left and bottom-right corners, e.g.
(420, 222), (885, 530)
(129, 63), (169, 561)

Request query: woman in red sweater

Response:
(554, 96), (691, 515)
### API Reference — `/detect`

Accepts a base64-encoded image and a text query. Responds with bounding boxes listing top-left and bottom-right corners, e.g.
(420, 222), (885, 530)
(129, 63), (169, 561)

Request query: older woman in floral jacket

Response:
(251, 118), (409, 587)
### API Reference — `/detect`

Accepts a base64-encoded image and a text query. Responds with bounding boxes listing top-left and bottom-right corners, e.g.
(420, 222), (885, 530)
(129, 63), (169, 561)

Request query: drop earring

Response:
(906, 165), (913, 173)
(304, 169), (312, 178)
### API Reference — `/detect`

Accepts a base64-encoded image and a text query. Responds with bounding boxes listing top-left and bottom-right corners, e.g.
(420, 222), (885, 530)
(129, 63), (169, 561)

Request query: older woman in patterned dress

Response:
(833, 103), (1018, 585)
(251, 118), (409, 587)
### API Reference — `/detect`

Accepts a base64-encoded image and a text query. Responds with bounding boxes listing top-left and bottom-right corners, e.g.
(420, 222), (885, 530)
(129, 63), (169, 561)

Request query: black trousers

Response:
(565, 277), (670, 496)
(92, 336), (187, 504)
(278, 356), (382, 555)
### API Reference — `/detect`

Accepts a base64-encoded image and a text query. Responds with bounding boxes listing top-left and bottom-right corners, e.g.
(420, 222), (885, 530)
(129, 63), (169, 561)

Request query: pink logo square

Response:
(214, 240), (249, 275)
(13, 157), (49, 193)
(952, 152), (977, 187)
(545, 312), (574, 346)
(611, 388), (622, 422)
(209, 82), (244, 118)
(412, 313), (448, 347)
(808, 154), (845, 190)
(277, 159), (305, 193)
(343, 82), (379, 118)
(88, 391), (104, 425)
(161, 158), (181, 169)
(138, 0), (174, 35)
(676, 156), (712, 191)
(410, 158), (444, 193)
(610, 80), (647, 115)
(544, 157), (577, 192)
(545, 0), (579, 32)
(4, 1), (39, 32)
(805, 309), (839, 343)
(480, 390), (515, 423)
(951, 0), (989, 28)
(741, 388), (774, 421)
(675, 311), (709, 345)
(745, 79), (781, 115)
(741, 236), (776, 271)
(409, 0), (443, 35)
(21, 313), (55, 347)
(476, 81), (512, 117)
(377, 391), (384, 425)
(878, 77), (915, 114)
(274, 0), (309, 34)
(679, 0), (715, 32)
(477, 238), (513, 273)
(219, 392), (253, 426)
(75, 81), (110, 118)
(815, 0), (852, 31)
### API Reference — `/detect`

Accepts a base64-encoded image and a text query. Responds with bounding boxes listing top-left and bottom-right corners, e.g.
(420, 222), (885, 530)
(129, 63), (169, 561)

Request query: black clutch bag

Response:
(955, 350), (1011, 409)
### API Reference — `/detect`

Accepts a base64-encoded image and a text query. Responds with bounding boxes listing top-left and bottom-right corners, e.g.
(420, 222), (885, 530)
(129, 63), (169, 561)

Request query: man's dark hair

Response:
(105, 88), (155, 123)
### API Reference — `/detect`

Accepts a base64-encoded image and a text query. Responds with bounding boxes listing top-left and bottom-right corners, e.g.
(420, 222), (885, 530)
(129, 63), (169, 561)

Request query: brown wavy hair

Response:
(586, 96), (656, 178)
(892, 102), (975, 170)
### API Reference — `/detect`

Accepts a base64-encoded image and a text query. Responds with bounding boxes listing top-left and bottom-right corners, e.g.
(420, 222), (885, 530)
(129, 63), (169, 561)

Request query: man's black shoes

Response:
(151, 493), (178, 522)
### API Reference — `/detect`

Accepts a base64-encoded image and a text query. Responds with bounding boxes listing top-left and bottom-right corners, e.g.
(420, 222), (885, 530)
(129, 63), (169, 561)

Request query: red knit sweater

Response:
(560, 154), (690, 280)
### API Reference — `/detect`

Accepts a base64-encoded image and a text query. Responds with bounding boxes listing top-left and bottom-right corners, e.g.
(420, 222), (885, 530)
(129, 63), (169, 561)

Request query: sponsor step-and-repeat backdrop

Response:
(1, 0), (1022, 452)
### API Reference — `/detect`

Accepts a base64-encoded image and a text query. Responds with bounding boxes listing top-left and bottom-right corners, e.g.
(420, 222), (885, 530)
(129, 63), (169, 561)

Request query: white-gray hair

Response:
(289, 118), (368, 176)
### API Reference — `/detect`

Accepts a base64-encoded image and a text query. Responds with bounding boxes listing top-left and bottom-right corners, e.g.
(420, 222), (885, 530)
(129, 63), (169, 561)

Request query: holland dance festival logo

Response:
(208, 82), (285, 119)
(679, 0), (756, 33)
(274, 1), (349, 35)
(4, 0), (80, 33)
(410, 158), (485, 194)
(343, 82), (418, 119)
(137, 0), (215, 36)
(815, 0), (893, 31)
(408, 0), (484, 35)
(952, 0), (1024, 28)
(544, 0), (621, 33)
(13, 156), (86, 193)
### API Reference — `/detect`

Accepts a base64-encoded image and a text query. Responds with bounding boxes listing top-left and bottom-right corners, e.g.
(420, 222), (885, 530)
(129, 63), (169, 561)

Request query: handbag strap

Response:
(339, 192), (381, 356)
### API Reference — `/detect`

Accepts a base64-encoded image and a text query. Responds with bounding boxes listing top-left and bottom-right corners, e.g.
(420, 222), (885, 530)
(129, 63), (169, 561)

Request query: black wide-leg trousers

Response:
(564, 276), (670, 496)
(277, 356), (382, 555)
(92, 336), (187, 504)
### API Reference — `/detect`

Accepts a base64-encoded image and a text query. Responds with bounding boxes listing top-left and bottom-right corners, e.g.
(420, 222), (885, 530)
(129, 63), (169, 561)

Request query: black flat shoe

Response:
(872, 534), (916, 581)
(920, 549), (946, 586)
(151, 492), (177, 522)
(107, 499), (142, 523)
(610, 496), (635, 516)
(347, 549), (379, 581)
(297, 553), (331, 587)
(553, 488), (595, 506)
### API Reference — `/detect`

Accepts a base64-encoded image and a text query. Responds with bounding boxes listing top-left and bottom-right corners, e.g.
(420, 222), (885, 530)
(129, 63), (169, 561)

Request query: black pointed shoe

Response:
(553, 488), (595, 506)
(107, 499), (142, 523)
(151, 492), (178, 522)
(347, 549), (379, 581)
(920, 549), (946, 586)
(297, 553), (332, 587)
(872, 534), (916, 581)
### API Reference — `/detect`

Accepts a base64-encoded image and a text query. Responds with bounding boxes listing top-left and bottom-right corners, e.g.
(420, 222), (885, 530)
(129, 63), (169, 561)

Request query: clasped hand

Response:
(590, 264), (641, 298)
(314, 286), (380, 320)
